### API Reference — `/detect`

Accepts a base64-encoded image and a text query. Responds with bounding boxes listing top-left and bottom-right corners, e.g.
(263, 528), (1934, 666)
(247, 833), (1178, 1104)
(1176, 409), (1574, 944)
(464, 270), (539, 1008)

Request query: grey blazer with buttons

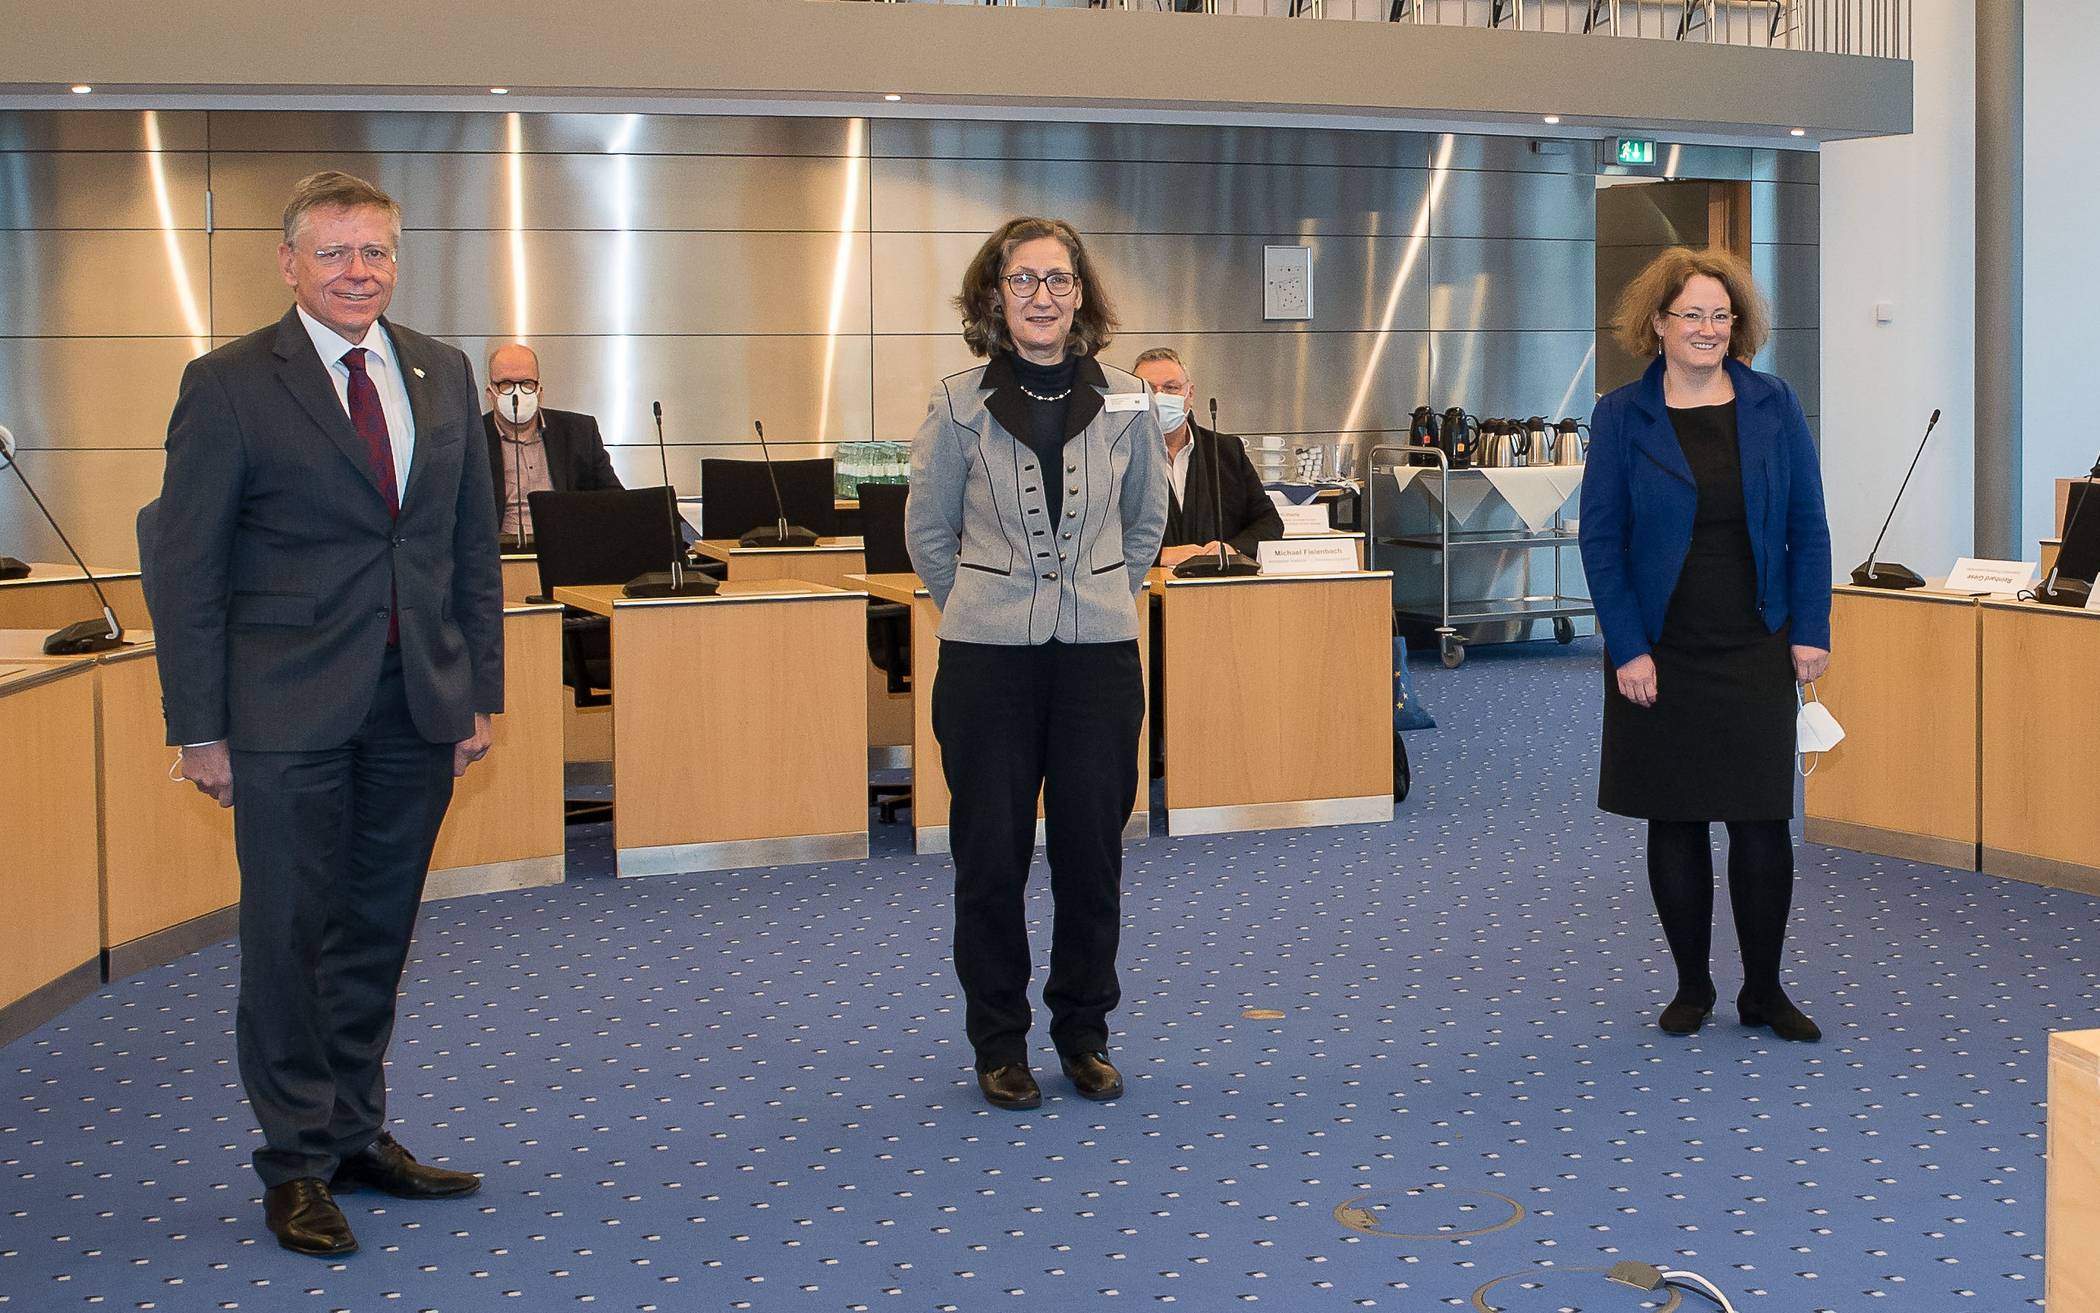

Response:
(906, 354), (1169, 645)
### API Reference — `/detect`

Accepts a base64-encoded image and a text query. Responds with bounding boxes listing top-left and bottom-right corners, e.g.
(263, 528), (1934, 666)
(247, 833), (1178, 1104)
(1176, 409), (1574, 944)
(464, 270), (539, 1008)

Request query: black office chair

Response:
(855, 481), (914, 823)
(529, 486), (684, 711)
(700, 458), (839, 542)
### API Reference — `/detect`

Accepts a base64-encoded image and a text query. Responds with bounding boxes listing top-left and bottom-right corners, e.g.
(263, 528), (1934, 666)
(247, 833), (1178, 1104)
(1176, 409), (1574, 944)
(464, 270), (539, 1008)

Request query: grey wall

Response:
(0, 109), (1818, 567)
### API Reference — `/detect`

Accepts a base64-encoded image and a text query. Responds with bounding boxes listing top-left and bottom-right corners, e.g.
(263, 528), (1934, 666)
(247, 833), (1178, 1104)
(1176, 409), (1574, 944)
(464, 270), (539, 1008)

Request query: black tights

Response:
(1646, 818), (1794, 1001)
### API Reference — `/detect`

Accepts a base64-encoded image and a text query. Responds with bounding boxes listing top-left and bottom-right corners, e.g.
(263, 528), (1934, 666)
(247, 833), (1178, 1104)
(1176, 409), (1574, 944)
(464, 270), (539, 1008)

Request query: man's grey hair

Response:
(280, 170), (402, 248)
(1132, 346), (1185, 371)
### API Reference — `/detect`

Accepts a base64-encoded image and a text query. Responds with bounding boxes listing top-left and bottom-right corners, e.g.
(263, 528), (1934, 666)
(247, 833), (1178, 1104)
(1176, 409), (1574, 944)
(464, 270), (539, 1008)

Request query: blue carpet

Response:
(0, 636), (2085, 1310)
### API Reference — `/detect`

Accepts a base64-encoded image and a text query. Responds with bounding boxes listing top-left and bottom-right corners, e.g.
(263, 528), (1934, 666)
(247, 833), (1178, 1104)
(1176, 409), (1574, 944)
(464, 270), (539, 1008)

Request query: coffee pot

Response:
(1410, 405), (1438, 449)
(1551, 417), (1590, 466)
(1476, 420), (1511, 467)
(1524, 416), (1553, 466)
(1439, 407), (1479, 470)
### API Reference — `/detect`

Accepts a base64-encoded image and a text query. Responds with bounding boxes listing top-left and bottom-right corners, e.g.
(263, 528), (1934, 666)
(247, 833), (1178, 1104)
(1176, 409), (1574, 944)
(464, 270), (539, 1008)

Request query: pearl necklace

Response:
(1018, 383), (1072, 403)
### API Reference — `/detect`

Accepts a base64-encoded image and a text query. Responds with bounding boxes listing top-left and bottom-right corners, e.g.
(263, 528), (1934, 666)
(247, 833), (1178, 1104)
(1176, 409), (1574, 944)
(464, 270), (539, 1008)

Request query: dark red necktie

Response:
(342, 347), (400, 643)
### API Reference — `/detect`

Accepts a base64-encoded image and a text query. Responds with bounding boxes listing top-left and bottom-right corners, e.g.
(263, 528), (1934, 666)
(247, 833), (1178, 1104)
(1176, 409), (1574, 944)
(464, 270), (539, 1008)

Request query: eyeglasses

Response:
(491, 380), (540, 396)
(1001, 271), (1080, 299)
(1660, 309), (1733, 328)
(308, 244), (397, 270)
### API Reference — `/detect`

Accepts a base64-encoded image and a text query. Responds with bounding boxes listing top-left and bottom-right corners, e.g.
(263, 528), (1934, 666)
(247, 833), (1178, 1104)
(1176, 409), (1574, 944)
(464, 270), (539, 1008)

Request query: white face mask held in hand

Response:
(1153, 392), (1188, 434)
(1796, 682), (1845, 775)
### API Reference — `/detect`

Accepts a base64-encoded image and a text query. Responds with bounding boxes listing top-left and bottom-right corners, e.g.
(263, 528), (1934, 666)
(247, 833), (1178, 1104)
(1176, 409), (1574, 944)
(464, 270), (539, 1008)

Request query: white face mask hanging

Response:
(1796, 682), (1845, 776)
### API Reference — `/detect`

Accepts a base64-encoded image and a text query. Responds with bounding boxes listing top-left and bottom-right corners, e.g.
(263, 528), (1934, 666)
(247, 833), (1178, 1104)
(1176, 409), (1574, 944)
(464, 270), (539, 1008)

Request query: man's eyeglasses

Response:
(1001, 271), (1080, 299)
(1660, 309), (1734, 328)
(308, 244), (396, 270)
(491, 380), (540, 396)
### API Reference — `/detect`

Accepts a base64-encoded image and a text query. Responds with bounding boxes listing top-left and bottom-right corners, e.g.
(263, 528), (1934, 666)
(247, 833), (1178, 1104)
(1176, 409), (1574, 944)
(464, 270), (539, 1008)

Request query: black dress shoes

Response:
(1738, 988), (1822, 1042)
(1657, 986), (1718, 1036)
(976, 1063), (1042, 1111)
(331, 1132), (482, 1199)
(1060, 1051), (1124, 1101)
(264, 1178), (357, 1257)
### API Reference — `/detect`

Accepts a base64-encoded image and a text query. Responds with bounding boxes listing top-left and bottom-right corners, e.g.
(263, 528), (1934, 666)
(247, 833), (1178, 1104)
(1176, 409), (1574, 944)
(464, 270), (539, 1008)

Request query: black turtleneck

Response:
(1007, 351), (1077, 525)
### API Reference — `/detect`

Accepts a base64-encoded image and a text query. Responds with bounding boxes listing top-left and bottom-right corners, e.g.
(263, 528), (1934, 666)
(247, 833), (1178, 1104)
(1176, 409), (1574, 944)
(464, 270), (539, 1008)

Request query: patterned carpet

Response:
(0, 635), (2086, 1310)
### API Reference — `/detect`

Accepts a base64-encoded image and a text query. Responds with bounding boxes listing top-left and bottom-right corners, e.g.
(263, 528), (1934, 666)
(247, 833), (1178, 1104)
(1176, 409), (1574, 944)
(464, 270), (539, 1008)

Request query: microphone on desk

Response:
(622, 401), (717, 598)
(0, 424), (127, 653)
(739, 419), (819, 548)
(502, 388), (530, 552)
(1849, 407), (1941, 590)
(2033, 448), (2100, 608)
(1171, 399), (1259, 578)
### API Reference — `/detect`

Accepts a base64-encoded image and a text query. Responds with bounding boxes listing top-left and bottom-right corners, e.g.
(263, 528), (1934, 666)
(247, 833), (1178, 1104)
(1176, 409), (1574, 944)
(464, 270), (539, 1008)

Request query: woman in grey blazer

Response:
(905, 216), (1169, 1111)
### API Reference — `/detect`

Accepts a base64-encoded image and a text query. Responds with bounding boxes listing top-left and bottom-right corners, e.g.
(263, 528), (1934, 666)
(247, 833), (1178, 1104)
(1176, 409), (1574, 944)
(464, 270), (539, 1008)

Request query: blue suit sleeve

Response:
(1779, 380), (1833, 651)
(150, 354), (245, 746)
(1576, 397), (1652, 666)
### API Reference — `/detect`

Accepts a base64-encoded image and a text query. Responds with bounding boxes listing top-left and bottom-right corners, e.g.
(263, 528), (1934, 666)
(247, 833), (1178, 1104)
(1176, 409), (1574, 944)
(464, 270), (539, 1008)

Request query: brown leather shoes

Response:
(264, 1178), (357, 1256)
(976, 1063), (1042, 1110)
(331, 1132), (482, 1199)
(1060, 1051), (1124, 1101)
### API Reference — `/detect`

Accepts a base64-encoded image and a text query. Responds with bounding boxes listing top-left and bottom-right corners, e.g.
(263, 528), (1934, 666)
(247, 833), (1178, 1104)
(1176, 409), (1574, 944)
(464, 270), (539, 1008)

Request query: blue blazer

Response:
(1577, 354), (1832, 666)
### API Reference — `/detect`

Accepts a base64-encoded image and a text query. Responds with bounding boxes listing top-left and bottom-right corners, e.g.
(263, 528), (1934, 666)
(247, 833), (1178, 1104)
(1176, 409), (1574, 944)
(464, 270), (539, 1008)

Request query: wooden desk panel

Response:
(0, 564), (148, 632)
(427, 605), (567, 899)
(0, 663), (102, 1042)
(556, 583), (870, 874)
(501, 554), (541, 604)
(94, 648), (241, 971)
(2051, 1030), (2100, 1313)
(1802, 587), (1981, 868)
(1156, 573), (1393, 834)
(1981, 600), (2100, 893)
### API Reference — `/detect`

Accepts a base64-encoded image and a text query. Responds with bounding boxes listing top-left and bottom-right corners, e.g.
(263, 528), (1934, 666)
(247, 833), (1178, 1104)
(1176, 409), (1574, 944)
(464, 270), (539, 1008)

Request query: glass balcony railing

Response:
(838, 0), (1908, 61)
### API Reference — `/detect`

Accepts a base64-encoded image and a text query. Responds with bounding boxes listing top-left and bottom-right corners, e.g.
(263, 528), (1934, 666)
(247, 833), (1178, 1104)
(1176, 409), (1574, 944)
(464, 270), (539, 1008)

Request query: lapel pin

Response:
(412, 366), (426, 379)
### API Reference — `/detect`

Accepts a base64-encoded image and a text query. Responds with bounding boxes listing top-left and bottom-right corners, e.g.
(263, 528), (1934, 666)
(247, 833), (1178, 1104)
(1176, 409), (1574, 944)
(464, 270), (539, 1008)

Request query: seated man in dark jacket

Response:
(1132, 347), (1283, 566)
(482, 342), (623, 546)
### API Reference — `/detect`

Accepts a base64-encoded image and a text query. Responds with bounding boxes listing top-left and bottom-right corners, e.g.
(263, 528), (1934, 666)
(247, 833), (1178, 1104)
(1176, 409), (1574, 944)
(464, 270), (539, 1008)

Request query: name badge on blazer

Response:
(1103, 393), (1149, 413)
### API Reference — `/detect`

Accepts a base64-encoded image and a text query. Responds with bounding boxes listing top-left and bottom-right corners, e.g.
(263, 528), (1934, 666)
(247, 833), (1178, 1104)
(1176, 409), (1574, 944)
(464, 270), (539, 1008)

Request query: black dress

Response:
(1598, 402), (1795, 821)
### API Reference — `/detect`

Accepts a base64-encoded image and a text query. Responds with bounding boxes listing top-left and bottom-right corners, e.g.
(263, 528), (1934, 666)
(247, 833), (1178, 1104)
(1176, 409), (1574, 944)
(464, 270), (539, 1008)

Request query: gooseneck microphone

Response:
(738, 419), (819, 548)
(1849, 407), (1941, 590)
(503, 390), (528, 552)
(621, 401), (716, 598)
(0, 424), (127, 653)
(1170, 399), (1260, 578)
(2034, 447), (2100, 608)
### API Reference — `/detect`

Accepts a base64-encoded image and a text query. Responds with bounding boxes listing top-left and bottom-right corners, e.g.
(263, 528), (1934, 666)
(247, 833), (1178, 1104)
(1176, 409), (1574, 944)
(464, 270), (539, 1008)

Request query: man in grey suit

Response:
(149, 171), (504, 1257)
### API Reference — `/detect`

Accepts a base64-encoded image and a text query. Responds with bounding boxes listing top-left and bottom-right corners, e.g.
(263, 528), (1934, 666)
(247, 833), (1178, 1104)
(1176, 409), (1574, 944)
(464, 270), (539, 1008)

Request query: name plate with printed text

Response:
(1256, 538), (1359, 576)
(1277, 504), (1333, 534)
(1943, 557), (2038, 596)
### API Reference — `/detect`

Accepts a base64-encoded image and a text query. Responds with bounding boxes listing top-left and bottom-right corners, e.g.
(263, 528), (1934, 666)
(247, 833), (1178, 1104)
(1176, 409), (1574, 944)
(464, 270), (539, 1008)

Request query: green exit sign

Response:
(1615, 138), (1657, 166)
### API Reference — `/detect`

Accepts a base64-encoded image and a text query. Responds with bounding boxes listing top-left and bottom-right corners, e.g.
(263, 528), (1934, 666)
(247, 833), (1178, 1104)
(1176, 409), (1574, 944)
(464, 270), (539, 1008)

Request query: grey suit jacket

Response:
(906, 354), (1168, 645)
(149, 307), (504, 751)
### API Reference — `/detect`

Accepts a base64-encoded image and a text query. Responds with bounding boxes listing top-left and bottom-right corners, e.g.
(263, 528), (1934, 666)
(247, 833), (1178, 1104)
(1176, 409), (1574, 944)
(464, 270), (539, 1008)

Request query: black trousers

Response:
(230, 649), (456, 1187)
(932, 638), (1144, 1069)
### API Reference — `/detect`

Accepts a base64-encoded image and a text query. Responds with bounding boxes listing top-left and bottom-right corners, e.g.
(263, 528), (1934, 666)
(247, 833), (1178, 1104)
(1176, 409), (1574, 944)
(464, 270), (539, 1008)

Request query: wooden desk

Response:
(554, 581), (870, 875)
(1151, 570), (1394, 835)
(695, 536), (910, 756)
(0, 658), (102, 1044)
(1802, 585), (1983, 868)
(0, 562), (148, 632)
(501, 552), (541, 604)
(851, 572), (1152, 856)
(1980, 598), (2100, 893)
(425, 603), (568, 899)
(2051, 1029), (2100, 1312)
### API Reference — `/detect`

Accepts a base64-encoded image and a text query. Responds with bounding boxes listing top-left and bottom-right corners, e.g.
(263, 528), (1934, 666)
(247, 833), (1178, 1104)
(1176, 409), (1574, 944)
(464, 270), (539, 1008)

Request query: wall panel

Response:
(0, 339), (203, 450)
(0, 230), (209, 338)
(0, 153), (209, 231)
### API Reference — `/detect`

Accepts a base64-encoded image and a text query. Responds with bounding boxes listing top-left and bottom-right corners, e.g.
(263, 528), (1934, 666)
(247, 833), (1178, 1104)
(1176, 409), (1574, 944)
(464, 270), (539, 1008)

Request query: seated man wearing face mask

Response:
(1131, 348), (1283, 568)
(482, 342), (623, 547)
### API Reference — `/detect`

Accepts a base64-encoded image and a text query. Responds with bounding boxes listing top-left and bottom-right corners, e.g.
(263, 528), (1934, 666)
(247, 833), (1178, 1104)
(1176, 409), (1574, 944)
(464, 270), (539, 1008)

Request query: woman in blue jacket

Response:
(1578, 247), (1832, 1043)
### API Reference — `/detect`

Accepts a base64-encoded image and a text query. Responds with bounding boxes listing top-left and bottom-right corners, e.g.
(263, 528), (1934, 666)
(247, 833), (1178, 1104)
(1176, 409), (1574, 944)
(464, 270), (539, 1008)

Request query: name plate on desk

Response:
(1944, 557), (2037, 596)
(1277, 505), (1332, 534)
(1257, 539), (1358, 575)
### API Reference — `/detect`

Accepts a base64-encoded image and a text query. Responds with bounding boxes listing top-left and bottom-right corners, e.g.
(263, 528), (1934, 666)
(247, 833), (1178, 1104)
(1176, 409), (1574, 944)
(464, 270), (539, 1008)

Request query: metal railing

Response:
(846, 0), (1908, 60)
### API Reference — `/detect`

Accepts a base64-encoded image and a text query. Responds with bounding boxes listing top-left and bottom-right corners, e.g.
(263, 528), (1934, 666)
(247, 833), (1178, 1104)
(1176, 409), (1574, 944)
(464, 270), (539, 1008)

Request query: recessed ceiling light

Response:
(70, 84), (93, 95)
(1790, 127), (1807, 137)
(884, 94), (903, 102)
(1542, 115), (1560, 125)
(489, 87), (510, 95)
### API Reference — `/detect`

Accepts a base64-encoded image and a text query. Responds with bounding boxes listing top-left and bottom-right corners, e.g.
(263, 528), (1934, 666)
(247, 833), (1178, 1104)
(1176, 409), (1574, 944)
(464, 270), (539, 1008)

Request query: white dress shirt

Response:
(1166, 430), (1195, 508)
(296, 305), (417, 487)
